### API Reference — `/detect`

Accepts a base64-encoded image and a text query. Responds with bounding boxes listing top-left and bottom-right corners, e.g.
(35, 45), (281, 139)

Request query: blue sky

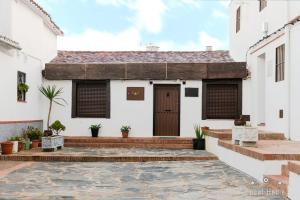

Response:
(37, 0), (230, 51)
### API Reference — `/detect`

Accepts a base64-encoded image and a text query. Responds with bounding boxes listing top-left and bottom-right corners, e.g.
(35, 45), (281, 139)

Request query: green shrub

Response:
(90, 124), (101, 130)
(49, 120), (66, 135)
(18, 83), (29, 93)
(121, 125), (131, 133)
(25, 126), (42, 141)
(194, 125), (204, 139)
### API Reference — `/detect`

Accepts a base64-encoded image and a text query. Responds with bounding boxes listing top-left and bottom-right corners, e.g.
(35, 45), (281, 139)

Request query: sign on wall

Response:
(185, 88), (199, 97)
(127, 87), (144, 100)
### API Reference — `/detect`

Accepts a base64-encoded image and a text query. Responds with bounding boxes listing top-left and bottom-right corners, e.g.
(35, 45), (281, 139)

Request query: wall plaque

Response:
(185, 88), (199, 97)
(127, 87), (144, 100)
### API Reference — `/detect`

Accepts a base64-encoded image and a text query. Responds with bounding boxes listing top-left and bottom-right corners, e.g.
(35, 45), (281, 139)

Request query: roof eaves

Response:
(0, 35), (22, 50)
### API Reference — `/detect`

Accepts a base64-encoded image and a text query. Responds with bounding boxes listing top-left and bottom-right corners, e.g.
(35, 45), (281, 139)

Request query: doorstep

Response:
(0, 147), (218, 162)
(204, 129), (285, 140)
(218, 140), (300, 161)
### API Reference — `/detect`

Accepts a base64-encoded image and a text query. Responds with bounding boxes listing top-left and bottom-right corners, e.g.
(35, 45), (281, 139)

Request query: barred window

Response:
(259, 0), (267, 11)
(236, 7), (241, 33)
(72, 80), (110, 118)
(17, 71), (26, 102)
(202, 80), (242, 120)
(275, 44), (285, 82)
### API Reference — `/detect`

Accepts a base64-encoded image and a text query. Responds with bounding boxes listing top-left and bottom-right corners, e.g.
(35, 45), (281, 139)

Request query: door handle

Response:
(165, 109), (171, 112)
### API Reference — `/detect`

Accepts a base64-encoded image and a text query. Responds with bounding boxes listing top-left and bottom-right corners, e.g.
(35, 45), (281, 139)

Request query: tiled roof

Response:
(50, 50), (235, 64)
(23, 0), (63, 36)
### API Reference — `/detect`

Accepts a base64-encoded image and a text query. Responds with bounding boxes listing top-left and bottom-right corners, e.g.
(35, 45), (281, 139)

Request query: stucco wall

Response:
(43, 80), (237, 137)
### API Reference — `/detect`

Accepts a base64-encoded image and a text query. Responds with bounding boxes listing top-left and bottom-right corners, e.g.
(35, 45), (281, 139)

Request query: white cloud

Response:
(199, 31), (225, 50)
(95, 0), (166, 34)
(58, 27), (142, 51)
(212, 9), (228, 19)
(219, 0), (230, 7)
(177, 0), (202, 8)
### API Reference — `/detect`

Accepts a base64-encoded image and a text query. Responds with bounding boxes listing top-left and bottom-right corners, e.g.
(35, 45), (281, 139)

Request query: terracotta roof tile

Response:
(50, 50), (235, 64)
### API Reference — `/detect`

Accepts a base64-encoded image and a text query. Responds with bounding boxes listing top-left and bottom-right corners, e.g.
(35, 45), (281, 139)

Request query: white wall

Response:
(0, 0), (12, 37)
(43, 80), (236, 137)
(288, 172), (300, 200)
(247, 36), (289, 136)
(0, 0), (58, 123)
(0, 48), (43, 121)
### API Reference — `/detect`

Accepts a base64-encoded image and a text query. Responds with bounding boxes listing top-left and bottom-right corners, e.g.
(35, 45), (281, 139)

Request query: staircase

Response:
(264, 164), (289, 197)
(64, 137), (193, 149)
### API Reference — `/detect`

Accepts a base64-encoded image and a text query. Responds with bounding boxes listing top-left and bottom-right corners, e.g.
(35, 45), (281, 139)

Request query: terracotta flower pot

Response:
(1, 142), (13, 155)
(18, 141), (24, 152)
(31, 140), (40, 148)
(122, 131), (129, 138)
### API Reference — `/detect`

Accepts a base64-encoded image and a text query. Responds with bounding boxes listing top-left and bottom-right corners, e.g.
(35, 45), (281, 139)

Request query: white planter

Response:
(11, 141), (18, 153)
(232, 126), (258, 147)
(42, 135), (64, 151)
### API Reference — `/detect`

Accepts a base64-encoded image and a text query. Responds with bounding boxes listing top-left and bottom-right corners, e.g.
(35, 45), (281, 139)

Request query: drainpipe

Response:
(285, 1), (291, 140)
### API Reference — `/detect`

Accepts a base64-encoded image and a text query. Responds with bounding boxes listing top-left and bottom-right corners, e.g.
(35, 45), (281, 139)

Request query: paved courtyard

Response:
(0, 161), (284, 200)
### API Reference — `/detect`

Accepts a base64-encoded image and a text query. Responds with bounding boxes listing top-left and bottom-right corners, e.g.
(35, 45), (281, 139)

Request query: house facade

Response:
(43, 51), (246, 137)
(0, 0), (63, 141)
(229, 0), (300, 141)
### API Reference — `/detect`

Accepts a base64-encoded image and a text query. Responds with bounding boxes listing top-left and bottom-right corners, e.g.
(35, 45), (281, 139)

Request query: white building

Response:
(0, 0), (63, 141)
(229, 0), (300, 141)
(44, 51), (246, 137)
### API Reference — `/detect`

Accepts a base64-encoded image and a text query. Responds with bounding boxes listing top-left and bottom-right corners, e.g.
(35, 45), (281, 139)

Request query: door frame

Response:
(153, 84), (181, 137)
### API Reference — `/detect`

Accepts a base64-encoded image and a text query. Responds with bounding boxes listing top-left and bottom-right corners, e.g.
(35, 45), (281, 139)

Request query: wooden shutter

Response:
(236, 7), (241, 33)
(276, 44), (285, 82)
(202, 80), (242, 120)
(72, 81), (110, 118)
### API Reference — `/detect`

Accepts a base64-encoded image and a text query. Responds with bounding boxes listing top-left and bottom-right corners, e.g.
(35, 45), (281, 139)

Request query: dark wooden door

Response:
(154, 85), (180, 136)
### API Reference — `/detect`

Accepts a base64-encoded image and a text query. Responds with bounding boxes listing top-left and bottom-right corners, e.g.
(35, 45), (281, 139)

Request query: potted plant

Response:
(21, 131), (31, 150)
(121, 125), (131, 138)
(25, 126), (42, 148)
(8, 136), (19, 153)
(1, 141), (13, 155)
(49, 120), (66, 135)
(192, 125), (205, 150)
(18, 83), (29, 93)
(39, 85), (67, 136)
(90, 124), (101, 137)
(42, 120), (65, 151)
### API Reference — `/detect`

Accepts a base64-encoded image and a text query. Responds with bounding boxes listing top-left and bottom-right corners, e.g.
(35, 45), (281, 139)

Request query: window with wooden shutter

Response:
(275, 44), (285, 82)
(259, 0), (267, 11)
(236, 7), (241, 33)
(202, 80), (242, 120)
(17, 71), (26, 102)
(72, 80), (110, 118)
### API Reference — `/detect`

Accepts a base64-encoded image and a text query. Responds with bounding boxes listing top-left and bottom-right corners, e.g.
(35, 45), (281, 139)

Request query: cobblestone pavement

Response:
(18, 147), (215, 157)
(0, 161), (284, 200)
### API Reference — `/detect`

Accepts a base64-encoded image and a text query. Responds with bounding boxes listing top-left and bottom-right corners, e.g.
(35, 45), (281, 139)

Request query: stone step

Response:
(264, 175), (289, 197)
(64, 142), (193, 149)
(281, 164), (289, 177)
(64, 137), (193, 144)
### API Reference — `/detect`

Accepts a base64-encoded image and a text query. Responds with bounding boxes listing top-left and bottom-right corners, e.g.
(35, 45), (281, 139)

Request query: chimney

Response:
(146, 43), (160, 51)
(206, 46), (213, 51)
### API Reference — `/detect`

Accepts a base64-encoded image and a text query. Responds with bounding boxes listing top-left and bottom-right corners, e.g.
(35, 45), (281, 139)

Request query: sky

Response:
(37, 0), (230, 51)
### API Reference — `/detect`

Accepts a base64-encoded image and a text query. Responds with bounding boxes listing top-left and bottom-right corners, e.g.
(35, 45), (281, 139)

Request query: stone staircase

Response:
(64, 136), (193, 149)
(264, 164), (289, 197)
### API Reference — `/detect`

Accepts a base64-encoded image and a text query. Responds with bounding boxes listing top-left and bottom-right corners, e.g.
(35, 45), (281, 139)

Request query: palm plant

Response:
(39, 85), (67, 129)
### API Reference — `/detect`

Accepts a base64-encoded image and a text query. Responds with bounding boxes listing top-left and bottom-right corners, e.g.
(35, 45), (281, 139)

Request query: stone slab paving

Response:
(0, 161), (284, 200)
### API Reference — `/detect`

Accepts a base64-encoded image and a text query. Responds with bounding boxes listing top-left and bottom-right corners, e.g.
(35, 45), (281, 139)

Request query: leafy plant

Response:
(39, 85), (67, 130)
(90, 124), (102, 130)
(121, 125), (131, 133)
(25, 126), (42, 141)
(18, 83), (29, 93)
(194, 125), (204, 139)
(8, 136), (23, 142)
(49, 120), (66, 135)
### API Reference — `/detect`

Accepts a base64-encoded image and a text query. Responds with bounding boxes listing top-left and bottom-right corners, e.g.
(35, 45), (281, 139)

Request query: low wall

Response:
(205, 135), (286, 181)
(0, 120), (43, 141)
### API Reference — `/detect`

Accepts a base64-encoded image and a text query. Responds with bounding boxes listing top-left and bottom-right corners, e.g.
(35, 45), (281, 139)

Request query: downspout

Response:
(286, 1), (291, 140)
